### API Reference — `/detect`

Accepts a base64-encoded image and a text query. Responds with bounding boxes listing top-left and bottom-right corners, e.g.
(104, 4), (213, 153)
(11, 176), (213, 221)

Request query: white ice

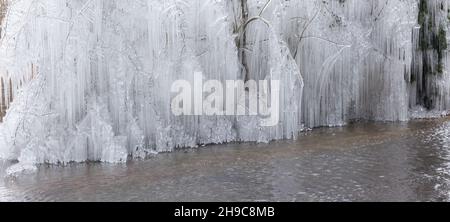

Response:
(0, 0), (449, 174)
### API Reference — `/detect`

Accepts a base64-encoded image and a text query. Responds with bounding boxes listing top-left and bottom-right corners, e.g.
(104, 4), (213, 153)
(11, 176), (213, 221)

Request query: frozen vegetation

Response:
(0, 0), (450, 173)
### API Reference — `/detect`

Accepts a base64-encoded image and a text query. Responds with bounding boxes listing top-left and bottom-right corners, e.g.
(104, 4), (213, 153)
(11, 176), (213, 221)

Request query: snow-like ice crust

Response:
(0, 0), (449, 174)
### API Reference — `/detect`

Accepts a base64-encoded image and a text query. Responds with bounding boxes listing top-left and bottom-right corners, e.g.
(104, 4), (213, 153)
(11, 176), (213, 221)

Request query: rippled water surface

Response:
(2, 118), (450, 202)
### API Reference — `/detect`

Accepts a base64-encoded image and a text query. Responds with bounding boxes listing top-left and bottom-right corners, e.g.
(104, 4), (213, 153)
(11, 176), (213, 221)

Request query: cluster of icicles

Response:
(0, 0), (449, 174)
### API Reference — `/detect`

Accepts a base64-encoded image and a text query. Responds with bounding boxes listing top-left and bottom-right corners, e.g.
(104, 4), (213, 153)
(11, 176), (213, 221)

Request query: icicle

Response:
(0, 0), (450, 173)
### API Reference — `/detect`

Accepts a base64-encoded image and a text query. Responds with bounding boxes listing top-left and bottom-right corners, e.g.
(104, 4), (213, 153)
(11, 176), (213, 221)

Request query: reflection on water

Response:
(2, 118), (450, 201)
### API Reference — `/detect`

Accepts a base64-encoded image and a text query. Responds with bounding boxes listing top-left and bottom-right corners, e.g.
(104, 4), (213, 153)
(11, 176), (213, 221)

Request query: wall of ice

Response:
(0, 0), (449, 171)
(410, 0), (450, 111)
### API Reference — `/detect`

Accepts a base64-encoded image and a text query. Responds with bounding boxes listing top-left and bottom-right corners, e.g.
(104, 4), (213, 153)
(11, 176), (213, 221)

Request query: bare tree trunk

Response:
(238, 0), (250, 82)
(0, 77), (5, 122)
(8, 78), (12, 104)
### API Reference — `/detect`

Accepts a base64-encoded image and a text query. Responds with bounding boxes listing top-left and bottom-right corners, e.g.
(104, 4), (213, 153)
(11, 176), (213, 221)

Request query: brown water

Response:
(1, 118), (450, 202)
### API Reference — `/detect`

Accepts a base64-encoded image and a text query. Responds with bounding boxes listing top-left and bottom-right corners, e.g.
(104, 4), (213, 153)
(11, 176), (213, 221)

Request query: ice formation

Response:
(0, 0), (450, 172)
